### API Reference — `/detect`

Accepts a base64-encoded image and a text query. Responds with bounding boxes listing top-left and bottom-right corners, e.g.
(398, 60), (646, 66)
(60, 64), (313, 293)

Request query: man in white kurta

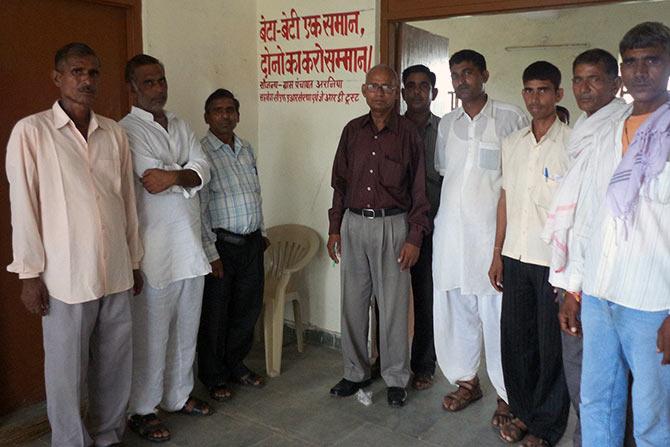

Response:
(120, 54), (212, 442)
(432, 49), (527, 423)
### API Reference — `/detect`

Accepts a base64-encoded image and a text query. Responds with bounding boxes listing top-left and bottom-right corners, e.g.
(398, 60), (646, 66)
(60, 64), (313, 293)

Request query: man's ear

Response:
(431, 88), (439, 101)
(556, 87), (564, 102)
(52, 70), (62, 88)
(482, 70), (490, 84)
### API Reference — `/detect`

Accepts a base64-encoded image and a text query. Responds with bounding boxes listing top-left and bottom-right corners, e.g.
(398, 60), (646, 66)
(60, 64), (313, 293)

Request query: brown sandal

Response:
(442, 377), (483, 412)
(491, 397), (513, 428)
(499, 417), (527, 444)
(177, 396), (214, 416)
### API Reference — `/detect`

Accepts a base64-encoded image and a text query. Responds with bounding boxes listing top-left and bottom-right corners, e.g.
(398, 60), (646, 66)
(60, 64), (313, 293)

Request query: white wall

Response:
(142, 0), (378, 335)
(256, 0), (377, 333)
(143, 0), (259, 147)
(413, 1), (670, 121)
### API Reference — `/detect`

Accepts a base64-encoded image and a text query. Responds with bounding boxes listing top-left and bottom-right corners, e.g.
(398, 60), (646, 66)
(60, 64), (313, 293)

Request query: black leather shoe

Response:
(329, 378), (371, 397)
(387, 387), (407, 407)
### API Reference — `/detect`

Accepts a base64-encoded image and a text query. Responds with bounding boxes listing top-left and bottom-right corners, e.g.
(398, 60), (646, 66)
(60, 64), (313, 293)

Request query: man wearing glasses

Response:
(327, 64), (431, 407)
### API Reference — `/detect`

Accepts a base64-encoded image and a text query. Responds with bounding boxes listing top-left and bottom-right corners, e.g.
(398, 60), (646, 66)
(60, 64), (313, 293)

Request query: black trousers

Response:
(197, 231), (264, 388)
(409, 234), (436, 376)
(501, 257), (569, 446)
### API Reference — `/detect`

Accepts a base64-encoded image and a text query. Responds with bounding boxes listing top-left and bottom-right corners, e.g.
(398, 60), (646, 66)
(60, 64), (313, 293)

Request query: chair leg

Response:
(270, 294), (286, 377)
(291, 295), (304, 353)
(263, 300), (275, 377)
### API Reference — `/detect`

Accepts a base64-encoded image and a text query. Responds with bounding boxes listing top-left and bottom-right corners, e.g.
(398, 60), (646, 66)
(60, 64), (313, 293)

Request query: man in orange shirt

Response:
(5, 43), (143, 447)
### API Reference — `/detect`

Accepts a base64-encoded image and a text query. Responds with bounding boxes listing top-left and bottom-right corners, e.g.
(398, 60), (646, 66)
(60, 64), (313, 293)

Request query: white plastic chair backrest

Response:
(265, 225), (320, 280)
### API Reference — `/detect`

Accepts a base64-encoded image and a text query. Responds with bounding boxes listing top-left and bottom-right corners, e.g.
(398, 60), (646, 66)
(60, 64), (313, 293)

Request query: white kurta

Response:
(120, 106), (211, 289)
(433, 99), (528, 296)
(432, 99), (526, 398)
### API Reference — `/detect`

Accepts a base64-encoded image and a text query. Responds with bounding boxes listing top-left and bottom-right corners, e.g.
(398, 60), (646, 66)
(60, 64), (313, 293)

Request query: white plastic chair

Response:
(261, 224), (320, 377)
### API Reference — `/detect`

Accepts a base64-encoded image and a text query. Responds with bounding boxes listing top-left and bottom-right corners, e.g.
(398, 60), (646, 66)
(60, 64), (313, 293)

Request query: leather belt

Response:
(213, 228), (260, 246)
(348, 207), (405, 219)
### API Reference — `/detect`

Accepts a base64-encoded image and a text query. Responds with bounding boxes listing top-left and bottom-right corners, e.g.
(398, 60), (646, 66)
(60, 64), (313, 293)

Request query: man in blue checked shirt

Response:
(197, 89), (269, 401)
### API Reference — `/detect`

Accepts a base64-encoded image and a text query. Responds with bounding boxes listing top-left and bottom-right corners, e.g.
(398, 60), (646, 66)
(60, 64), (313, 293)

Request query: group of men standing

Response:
(328, 21), (670, 447)
(7, 45), (267, 445)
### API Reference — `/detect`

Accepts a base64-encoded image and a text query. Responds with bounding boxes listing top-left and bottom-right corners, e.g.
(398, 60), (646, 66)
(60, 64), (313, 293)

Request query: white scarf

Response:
(541, 98), (630, 286)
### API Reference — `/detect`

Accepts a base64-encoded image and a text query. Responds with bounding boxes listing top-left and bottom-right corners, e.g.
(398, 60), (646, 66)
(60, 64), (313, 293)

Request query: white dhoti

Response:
(433, 287), (507, 402)
(129, 275), (205, 415)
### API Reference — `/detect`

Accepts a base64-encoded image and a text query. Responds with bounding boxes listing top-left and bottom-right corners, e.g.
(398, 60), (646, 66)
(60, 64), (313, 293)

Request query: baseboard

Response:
(283, 322), (342, 351)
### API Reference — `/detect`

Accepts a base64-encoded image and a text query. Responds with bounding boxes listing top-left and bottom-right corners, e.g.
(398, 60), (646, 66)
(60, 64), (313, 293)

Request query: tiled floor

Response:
(17, 341), (575, 446)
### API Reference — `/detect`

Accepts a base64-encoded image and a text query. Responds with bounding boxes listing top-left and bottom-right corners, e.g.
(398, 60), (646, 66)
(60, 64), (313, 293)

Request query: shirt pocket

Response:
(379, 155), (406, 189)
(530, 161), (564, 210)
(644, 161), (670, 204)
(478, 141), (501, 171)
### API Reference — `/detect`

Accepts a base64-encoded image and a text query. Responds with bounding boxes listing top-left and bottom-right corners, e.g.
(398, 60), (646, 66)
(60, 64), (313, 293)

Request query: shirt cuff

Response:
(18, 272), (40, 279)
(406, 227), (424, 248)
(204, 241), (219, 263)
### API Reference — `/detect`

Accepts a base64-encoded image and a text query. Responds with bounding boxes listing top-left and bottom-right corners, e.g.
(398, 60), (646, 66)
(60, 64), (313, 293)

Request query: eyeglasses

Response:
(364, 83), (397, 94)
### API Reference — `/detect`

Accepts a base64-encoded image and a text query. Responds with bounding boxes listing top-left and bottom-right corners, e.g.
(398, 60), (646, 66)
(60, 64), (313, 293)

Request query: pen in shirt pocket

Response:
(543, 167), (562, 182)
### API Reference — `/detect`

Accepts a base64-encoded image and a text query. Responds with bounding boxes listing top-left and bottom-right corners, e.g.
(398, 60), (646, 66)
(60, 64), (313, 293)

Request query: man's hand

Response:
(398, 243), (420, 271)
(327, 234), (341, 263)
(141, 168), (178, 194)
(263, 237), (271, 252)
(657, 316), (670, 365)
(20, 278), (49, 315)
(558, 291), (582, 337)
(488, 253), (504, 292)
(210, 259), (224, 279)
(132, 269), (143, 295)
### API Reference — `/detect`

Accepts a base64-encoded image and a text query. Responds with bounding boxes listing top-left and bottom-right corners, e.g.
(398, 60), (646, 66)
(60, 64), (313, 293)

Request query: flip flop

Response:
(233, 371), (266, 388)
(177, 396), (215, 416)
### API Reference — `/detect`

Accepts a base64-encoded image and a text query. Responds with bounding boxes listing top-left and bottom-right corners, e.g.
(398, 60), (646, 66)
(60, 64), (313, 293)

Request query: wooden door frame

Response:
(380, 0), (619, 67)
(88, 0), (143, 108)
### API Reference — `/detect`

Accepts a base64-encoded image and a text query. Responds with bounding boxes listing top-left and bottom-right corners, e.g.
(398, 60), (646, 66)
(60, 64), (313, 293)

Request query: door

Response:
(0, 0), (142, 416)
(397, 23), (452, 116)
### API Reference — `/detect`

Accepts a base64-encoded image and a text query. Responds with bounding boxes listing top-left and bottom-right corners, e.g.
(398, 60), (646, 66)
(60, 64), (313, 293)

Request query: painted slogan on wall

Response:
(258, 8), (373, 105)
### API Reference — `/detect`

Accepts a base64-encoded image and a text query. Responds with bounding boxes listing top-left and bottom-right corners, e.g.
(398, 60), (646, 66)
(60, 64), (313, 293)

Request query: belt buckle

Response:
(362, 208), (376, 219)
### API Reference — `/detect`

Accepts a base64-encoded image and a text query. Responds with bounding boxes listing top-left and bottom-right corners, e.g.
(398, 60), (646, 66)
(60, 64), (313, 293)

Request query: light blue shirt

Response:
(200, 131), (264, 262)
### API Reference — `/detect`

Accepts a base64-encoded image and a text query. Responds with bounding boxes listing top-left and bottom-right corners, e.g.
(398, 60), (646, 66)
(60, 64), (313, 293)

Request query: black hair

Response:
(523, 61), (561, 90)
(54, 42), (98, 70)
(620, 21), (670, 56)
(125, 54), (163, 83)
(402, 64), (437, 87)
(205, 88), (240, 114)
(449, 49), (487, 72)
(573, 49), (618, 79)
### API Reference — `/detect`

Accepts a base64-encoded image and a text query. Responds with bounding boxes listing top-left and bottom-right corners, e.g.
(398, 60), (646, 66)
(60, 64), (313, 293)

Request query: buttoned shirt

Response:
(200, 132), (264, 262)
(502, 118), (571, 267)
(120, 106), (211, 289)
(565, 109), (670, 312)
(433, 98), (527, 295)
(406, 113), (442, 217)
(328, 113), (431, 247)
(6, 101), (143, 303)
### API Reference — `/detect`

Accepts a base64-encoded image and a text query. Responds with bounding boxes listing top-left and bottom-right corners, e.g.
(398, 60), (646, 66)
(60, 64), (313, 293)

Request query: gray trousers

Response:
(340, 210), (410, 388)
(42, 290), (132, 447)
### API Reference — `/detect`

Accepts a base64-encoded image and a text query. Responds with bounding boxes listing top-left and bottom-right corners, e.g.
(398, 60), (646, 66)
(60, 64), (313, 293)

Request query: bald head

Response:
(366, 64), (398, 85)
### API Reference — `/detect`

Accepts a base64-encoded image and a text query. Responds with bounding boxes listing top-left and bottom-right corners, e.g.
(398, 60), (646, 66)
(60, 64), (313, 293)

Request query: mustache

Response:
(79, 86), (96, 94)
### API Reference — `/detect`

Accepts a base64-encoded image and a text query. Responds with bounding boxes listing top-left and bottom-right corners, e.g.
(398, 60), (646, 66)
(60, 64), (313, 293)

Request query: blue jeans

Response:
(581, 294), (670, 447)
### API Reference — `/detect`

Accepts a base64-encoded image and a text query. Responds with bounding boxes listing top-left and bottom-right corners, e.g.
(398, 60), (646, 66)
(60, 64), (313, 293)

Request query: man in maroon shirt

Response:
(327, 64), (431, 407)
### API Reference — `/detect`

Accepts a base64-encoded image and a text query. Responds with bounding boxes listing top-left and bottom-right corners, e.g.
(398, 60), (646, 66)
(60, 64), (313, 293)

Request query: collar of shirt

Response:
(360, 112), (400, 134)
(206, 131), (243, 154)
(454, 96), (494, 122)
(520, 116), (564, 145)
(52, 100), (107, 135)
(129, 105), (176, 126)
